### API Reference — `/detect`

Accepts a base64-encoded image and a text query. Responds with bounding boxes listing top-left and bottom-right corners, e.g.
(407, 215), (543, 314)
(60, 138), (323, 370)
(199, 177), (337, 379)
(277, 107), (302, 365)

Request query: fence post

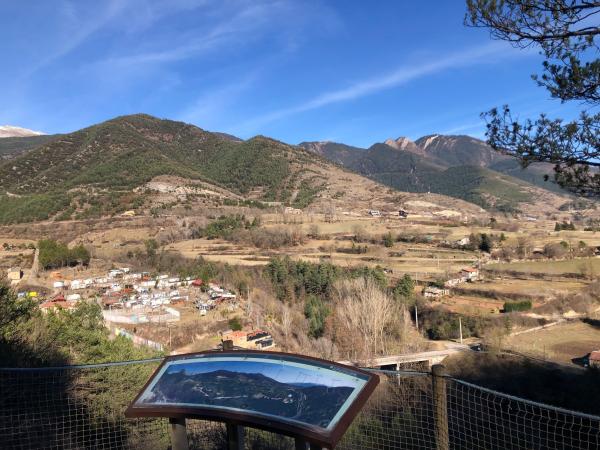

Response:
(294, 438), (322, 450)
(431, 364), (449, 450)
(226, 422), (245, 450)
(169, 417), (189, 450)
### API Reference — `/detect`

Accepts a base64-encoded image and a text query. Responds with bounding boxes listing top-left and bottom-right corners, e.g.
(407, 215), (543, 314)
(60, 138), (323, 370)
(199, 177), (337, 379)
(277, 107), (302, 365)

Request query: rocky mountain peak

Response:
(384, 136), (421, 153)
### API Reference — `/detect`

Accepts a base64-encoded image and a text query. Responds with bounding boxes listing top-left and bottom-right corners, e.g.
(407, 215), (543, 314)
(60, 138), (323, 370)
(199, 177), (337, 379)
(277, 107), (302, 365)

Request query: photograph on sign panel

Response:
(135, 355), (369, 430)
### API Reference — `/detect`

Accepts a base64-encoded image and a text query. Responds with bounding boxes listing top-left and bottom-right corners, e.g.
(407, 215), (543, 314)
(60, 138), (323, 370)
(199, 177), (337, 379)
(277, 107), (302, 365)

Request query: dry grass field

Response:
(167, 232), (478, 279)
(487, 257), (600, 275)
(505, 320), (600, 365)
(459, 278), (587, 297)
(437, 294), (505, 315)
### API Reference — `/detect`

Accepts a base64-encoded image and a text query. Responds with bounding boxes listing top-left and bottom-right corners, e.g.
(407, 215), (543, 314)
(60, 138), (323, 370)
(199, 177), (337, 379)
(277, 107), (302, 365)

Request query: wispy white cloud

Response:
(99, 3), (274, 67)
(440, 121), (485, 135)
(177, 73), (260, 128)
(94, 0), (335, 68)
(235, 42), (522, 134)
(25, 0), (126, 75)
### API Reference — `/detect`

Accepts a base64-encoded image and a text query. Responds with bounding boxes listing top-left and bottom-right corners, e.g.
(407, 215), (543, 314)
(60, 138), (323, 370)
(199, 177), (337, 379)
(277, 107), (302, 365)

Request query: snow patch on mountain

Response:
(420, 135), (439, 149)
(0, 125), (45, 138)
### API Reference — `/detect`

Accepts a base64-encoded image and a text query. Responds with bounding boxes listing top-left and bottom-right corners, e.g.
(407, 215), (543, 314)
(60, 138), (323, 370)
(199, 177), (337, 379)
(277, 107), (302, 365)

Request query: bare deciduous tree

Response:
(333, 278), (398, 360)
(280, 304), (292, 342)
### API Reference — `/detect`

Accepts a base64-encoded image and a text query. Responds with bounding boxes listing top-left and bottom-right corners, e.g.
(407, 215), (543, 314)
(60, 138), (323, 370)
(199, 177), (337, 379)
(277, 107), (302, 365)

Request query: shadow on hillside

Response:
(0, 340), (163, 450)
(571, 355), (589, 367)
(444, 352), (600, 416)
(581, 317), (600, 329)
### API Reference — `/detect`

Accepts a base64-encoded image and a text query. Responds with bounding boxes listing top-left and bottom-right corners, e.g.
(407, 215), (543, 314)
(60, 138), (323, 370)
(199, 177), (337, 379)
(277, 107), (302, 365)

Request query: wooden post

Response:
(295, 438), (308, 450)
(431, 364), (449, 450)
(294, 438), (323, 450)
(226, 422), (245, 450)
(169, 417), (189, 450)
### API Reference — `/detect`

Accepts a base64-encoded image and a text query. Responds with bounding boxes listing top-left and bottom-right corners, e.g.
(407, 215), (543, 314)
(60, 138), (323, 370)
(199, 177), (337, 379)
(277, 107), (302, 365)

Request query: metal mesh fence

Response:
(446, 378), (600, 450)
(1, 360), (600, 449)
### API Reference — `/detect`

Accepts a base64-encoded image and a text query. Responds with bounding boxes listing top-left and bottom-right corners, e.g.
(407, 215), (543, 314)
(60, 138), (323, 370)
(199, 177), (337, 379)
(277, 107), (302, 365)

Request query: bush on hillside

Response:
(503, 300), (532, 313)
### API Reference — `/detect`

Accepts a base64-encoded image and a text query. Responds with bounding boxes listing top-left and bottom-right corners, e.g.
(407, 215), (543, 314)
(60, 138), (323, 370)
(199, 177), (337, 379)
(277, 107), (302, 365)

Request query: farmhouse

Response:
(221, 329), (275, 349)
(284, 206), (302, 215)
(444, 278), (463, 288)
(368, 209), (381, 217)
(222, 330), (249, 347)
(246, 330), (274, 349)
(460, 267), (479, 281)
(456, 237), (470, 247)
(423, 286), (449, 298)
(39, 294), (77, 313)
(7, 267), (23, 284)
(588, 351), (600, 368)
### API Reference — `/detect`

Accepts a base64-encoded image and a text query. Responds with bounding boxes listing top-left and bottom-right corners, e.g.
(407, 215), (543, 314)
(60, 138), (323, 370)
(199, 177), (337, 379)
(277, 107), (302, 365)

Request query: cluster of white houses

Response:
(197, 284), (237, 316)
(37, 267), (237, 315)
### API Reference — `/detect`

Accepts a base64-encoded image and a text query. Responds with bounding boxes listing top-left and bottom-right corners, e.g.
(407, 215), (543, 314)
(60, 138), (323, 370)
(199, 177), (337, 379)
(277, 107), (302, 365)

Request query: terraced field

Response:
(486, 257), (600, 276)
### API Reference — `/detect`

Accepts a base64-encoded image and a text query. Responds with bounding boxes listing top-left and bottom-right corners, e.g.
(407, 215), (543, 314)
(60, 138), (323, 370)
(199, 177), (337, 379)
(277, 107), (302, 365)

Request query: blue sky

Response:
(0, 1), (578, 147)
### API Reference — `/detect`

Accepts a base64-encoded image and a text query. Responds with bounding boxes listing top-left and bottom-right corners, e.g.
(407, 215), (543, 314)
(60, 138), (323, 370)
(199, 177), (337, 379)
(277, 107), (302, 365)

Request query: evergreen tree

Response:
(466, 0), (600, 195)
(393, 274), (415, 302)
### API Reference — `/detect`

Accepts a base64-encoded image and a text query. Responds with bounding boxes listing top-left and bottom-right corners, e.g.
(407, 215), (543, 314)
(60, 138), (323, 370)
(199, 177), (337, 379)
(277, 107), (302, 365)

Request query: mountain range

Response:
(0, 113), (574, 224)
(299, 135), (565, 212)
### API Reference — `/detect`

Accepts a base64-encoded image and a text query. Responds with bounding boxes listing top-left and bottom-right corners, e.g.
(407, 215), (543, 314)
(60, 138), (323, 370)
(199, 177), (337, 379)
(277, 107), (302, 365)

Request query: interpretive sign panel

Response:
(126, 350), (379, 447)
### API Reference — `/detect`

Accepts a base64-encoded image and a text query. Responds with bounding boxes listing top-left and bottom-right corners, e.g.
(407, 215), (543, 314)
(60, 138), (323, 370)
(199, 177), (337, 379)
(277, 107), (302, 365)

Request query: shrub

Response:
(197, 214), (259, 240)
(336, 242), (368, 254)
(503, 300), (532, 313)
(228, 317), (243, 331)
(382, 232), (394, 248)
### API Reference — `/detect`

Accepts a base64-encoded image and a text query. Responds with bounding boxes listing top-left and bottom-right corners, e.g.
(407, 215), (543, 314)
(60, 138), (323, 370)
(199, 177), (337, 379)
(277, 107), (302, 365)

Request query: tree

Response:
(466, 1), (600, 195)
(382, 232), (395, 248)
(304, 295), (330, 338)
(334, 278), (397, 358)
(38, 239), (90, 270)
(144, 239), (159, 258)
(479, 233), (493, 253)
(393, 274), (415, 302)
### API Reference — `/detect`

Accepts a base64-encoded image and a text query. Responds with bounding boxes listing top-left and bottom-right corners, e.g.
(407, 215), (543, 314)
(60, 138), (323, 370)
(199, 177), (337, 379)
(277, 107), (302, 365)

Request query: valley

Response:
(2, 114), (600, 374)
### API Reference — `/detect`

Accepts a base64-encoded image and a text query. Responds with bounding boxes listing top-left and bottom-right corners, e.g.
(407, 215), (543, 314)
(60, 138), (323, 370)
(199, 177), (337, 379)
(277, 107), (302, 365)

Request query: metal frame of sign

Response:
(125, 350), (379, 448)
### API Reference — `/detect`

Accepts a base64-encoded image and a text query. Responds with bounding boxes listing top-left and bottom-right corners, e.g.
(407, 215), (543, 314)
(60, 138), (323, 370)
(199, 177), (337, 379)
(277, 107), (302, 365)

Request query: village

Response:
(10, 266), (275, 354)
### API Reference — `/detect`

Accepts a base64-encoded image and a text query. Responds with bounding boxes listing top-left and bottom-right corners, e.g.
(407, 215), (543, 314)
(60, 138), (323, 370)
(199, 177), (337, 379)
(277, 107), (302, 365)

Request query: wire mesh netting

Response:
(446, 378), (600, 450)
(1, 360), (600, 449)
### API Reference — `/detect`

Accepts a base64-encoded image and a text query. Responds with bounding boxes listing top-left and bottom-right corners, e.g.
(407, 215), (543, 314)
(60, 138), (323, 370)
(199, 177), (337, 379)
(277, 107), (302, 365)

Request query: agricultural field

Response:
(504, 320), (600, 366)
(167, 229), (478, 279)
(457, 278), (587, 299)
(437, 294), (505, 315)
(486, 257), (600, 276)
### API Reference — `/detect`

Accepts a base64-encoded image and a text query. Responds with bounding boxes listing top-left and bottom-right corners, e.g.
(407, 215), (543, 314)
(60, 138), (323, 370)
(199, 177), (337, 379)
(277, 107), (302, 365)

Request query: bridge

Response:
(338, 346), (469, 371)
